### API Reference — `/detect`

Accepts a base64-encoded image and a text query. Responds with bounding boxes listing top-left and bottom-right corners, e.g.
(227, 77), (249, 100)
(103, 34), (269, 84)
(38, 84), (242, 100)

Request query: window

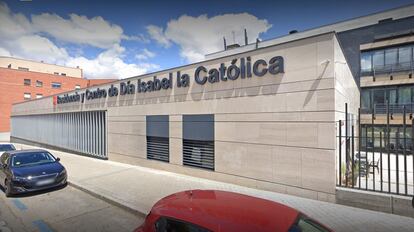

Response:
(146, 115), (169, 162)
(24, 93), (31, 100)
(61, 73), (66, 76)
(75, 85), (81, 90)
(36, 94), (43, 99)
(18, 67), (29, 71)
(372, 50), (384, 70)
(385, 48), (397, 66)
(183, 114), (214, 170)
(289, 216), (330, 232)
(361, 44), (414, 75)
(361, 90), (371, 109)
(155, 217), (211, 232)
(360, 52), (372, 73)
(399, 87), (411, 104)
(51, 82), (61, 89)
(54, 72), (59, 75)
(398, 46), (412, 67)
(36, 80), (43, 87)
(24, 79), (31, 86)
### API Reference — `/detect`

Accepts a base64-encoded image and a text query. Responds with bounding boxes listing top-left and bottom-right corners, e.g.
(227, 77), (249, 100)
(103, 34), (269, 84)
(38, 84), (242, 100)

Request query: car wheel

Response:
(4, 180), (13, 197)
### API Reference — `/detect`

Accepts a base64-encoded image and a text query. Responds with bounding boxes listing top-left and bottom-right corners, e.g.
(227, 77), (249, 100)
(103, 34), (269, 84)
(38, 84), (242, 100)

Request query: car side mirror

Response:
(56, 157), (60, 162)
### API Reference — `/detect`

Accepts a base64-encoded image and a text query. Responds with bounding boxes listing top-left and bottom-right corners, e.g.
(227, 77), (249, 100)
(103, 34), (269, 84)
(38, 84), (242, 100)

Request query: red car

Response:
(135, 190), (333, 232)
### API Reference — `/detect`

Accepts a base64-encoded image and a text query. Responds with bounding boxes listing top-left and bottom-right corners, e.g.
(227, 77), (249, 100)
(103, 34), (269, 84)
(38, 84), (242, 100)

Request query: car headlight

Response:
(60, 169), (67, 176)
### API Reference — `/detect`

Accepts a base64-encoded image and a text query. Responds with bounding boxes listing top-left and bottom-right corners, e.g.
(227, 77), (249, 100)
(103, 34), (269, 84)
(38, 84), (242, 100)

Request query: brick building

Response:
(0, 60), (115, 140)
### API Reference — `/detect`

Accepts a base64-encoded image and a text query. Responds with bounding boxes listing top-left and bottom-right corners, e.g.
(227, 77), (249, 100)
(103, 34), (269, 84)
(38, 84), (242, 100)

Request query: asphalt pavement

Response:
(0, 185), (143, 232)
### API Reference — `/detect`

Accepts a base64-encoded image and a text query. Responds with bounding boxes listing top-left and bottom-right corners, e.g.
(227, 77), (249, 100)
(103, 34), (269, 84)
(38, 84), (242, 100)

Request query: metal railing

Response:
(337, 103), (414, 196)
(361, 103), (414, 114)
(361, 61), (414, 77)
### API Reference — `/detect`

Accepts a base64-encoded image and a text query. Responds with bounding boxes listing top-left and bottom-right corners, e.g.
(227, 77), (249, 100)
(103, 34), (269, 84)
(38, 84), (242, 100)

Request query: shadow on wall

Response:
(303, 60), (330, 107)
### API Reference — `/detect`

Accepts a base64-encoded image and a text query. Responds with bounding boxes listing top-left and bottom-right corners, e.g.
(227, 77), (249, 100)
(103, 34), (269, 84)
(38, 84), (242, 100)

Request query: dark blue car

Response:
(0, 149), (67, 197)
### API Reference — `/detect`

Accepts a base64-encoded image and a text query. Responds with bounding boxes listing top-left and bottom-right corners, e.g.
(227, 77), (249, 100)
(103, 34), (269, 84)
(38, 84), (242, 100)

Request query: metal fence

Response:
(11, 111), (107, 159)
(337, 103), (414, 196)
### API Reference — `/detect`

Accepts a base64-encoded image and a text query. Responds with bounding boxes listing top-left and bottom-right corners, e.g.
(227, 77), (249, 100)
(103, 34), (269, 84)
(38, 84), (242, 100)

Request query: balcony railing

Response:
(361, 103), (414, 114)
(361, 61), (413, 77)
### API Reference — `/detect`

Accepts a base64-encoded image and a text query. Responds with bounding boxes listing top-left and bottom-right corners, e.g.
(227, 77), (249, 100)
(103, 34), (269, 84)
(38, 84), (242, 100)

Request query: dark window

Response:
(384, 48), (397, 66)
(61, 73), (66, 76)
(54, 72), (59, 75)
(289, 215), (330, 232)
(146, 115), (169, 162)
(399, 86), (411, 104)
(24, 79), (31, 86)
(183, 114), (214, 170)
(36, 80), (43, 87)
(361, 124), (412, 152)
(51, 82), (61, 89)
(361, 90), (371, 109)
(373, 89), (385, 105)
(155, 217), (211, 232)
(398, 46), (411, 68)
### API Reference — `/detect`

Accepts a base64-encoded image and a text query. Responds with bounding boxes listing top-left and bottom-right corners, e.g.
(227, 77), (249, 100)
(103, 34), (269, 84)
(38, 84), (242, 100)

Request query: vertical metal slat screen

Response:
(11, 111), (107, 159)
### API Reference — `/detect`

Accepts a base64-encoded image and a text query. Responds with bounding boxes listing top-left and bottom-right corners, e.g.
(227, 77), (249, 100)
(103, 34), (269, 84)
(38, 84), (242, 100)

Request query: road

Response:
(0, 185), (143, 232)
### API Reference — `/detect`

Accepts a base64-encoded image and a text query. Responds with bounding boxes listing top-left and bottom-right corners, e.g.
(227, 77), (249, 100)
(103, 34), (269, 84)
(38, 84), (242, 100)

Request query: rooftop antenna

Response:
(223, 37), (227, 50)
(244, 29), (248, 45)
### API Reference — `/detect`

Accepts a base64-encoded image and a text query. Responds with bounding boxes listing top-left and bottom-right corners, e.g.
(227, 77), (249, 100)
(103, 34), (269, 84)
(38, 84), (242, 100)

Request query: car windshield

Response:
(0, 144), (15, 152)
(289, 215), (330, 232)
(12, 152), (56, 167)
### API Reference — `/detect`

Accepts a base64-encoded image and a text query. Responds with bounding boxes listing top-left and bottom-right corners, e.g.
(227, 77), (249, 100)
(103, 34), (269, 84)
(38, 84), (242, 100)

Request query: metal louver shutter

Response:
(183, 139), (214, 170)
(147, 136), (169, 162)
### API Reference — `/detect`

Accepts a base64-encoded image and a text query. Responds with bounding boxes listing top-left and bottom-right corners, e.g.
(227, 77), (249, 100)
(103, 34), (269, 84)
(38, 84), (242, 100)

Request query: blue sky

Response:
(1, 0), (414, 79)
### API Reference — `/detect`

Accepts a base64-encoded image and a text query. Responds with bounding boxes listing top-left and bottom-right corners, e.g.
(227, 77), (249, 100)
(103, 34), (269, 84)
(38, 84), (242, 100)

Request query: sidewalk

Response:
(14, 143), (414, 232)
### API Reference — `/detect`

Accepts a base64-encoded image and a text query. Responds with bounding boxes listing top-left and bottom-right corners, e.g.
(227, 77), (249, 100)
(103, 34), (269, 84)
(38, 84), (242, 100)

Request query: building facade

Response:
(8, 5), (414, 209)
(0, 61), (115, 140)
(10, 32), (359, 201)
(0, 56), (83, 78)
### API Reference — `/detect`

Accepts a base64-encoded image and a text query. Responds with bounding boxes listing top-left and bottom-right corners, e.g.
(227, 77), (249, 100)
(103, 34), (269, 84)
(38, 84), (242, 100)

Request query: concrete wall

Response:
(0, 56), (82, 78)
(11, 33), (356, 202)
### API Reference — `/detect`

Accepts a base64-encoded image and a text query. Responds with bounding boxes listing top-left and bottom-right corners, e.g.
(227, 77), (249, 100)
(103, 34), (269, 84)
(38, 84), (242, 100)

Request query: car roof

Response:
(150, 190), (299, 232)
(7, 149), (49, 155)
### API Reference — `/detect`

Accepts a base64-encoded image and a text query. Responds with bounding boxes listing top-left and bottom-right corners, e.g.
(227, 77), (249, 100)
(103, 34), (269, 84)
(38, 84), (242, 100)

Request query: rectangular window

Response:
(361, 89), (371, 110)
(372, 89), (385, 106)
(399, 87), (411, 104)
(61, 73), (66, 76)
(183, 114), (214, 170)
(36, 94), (43, 99)
(18, 67), (29, 71)
(36, 80), (43, 87)
(146, 115), (169, 162)
(398, 46), (412, 69)
(385, 48), (398, 66)
(23, 93), (31, 100)
(24, 79), (31, 86)
(51, 82), (61, 89)
(75, 85), (81, 90)
(372, 50), (384, 70)
(54, 72), (59, 75)
(360, 52), (372, 73)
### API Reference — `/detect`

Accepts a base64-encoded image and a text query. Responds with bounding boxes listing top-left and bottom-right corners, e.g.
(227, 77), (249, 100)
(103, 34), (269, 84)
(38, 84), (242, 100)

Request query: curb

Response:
(68, 181), (147, 218)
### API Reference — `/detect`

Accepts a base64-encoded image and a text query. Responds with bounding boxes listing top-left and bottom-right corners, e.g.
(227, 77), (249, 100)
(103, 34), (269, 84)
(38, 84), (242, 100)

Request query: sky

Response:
(1, 0), (414, 79)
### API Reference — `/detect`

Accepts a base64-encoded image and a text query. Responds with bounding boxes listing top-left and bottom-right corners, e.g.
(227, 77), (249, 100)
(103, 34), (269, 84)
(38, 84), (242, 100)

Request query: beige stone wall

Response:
(0, 56), (82, 78)
(11, 32), (355, 202)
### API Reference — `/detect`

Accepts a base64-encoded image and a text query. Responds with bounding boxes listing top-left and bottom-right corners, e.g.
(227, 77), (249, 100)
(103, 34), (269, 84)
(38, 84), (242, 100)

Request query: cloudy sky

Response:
(1, 0), (413, 79)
